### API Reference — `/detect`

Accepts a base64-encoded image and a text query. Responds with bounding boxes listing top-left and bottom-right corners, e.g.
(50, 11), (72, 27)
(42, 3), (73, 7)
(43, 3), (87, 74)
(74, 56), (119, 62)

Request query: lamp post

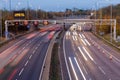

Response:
(9, 0), (11, 11)
(27, 0), (29, 20)
(105, 0), (113, 42)
(95, 0), (113, 42)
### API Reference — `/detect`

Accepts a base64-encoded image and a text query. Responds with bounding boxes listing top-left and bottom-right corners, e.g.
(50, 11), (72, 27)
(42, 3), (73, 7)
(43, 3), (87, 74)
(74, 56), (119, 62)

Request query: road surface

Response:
(0, 24), (59, 80)
(61, 30), (120, 80)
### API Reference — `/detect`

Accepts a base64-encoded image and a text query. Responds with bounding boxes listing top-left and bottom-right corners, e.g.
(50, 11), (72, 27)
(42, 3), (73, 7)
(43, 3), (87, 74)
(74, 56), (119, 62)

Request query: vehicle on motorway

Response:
(1, 0), (120, 80)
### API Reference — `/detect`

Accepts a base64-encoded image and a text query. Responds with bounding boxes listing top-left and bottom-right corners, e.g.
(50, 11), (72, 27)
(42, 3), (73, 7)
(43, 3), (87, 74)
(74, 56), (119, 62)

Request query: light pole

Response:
(27, 0), (29, 20)
(105, 0), (113, 42)
(9, 0), (11, 11)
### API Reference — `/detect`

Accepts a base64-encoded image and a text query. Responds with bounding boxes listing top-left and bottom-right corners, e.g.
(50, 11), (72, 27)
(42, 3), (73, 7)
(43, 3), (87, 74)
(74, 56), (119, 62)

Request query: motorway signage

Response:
(13, 11), (25, 19)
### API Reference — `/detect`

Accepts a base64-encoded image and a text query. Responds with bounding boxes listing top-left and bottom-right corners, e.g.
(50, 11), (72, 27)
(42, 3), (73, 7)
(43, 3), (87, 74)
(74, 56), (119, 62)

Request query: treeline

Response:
(0, 8), (90, 20)
(93, 4), (120, 36)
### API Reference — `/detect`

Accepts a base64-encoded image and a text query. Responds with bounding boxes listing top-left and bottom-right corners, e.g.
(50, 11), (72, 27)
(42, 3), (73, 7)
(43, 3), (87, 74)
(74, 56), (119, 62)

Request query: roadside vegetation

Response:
(90, 4), (120, 47)
(49, 43), (61, 80)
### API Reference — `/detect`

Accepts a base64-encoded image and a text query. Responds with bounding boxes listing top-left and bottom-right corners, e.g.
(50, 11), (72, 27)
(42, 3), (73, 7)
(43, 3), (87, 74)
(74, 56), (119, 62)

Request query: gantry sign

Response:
(4, 20), (56, 40)
(5, 19), (116, 40)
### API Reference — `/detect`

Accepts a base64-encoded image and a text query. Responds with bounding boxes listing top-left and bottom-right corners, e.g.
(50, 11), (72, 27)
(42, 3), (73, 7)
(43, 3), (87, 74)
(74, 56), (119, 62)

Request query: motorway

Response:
(0, 24), (59, 80)
(61, 30), (120, 80)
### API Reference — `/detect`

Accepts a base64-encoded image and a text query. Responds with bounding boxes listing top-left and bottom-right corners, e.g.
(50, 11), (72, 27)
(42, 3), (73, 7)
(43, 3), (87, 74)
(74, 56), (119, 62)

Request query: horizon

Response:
(0, 0), (120, 11)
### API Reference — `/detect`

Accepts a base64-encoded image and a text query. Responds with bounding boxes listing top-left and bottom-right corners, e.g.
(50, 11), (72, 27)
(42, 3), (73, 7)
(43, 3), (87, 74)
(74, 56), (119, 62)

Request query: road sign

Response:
(13, 11), (25, 19)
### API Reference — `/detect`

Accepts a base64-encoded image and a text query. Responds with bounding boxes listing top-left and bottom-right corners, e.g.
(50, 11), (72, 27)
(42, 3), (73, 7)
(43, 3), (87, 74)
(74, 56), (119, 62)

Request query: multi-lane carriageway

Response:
(0, 22), (120, 80)
(60, 30), (120, 80)
(0, 24), (61, 80)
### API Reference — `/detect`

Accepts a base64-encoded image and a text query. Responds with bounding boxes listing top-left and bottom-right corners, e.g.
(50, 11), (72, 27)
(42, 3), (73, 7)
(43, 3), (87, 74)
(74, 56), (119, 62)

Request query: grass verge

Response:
(49, 43), (61, 80)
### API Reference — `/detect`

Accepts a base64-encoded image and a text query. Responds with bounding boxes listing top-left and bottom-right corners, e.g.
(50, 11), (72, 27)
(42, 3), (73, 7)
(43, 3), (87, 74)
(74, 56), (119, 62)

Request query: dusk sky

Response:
(0, 0), (120, 11)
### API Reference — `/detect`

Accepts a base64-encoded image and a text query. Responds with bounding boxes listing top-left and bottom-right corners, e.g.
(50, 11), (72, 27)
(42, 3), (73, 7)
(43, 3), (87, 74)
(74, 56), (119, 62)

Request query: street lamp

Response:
(9, 0), (11, 11)
(105, 0), (113, 42)
(95, 0), (113, 42)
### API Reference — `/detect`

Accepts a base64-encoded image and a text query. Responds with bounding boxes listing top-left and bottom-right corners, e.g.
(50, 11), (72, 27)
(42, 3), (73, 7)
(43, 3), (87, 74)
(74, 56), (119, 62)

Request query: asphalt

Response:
(0, 30), (53, 80)
(61, 30), (120, 80)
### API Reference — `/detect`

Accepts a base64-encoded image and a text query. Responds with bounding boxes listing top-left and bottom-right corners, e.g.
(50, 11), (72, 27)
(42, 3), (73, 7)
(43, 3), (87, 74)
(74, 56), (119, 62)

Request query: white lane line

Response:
(83, 66), (88, 75)
(74, 36), (77, 41)
(25, 60), (29, 66)
(16, 79), (18, 80)
(81, 39), (87, 46)
(63, 35), (72, 80)
(68, 32), (70, 36)
(74, 31), (78, 35)
(93, 61), (97, 65)
(66, 31), (71, 36)
(79, 34), (83, 38)
(84, 39), (91, 46)
(35, 47), (38, 50)
(19, 68), (24, 76)
(98, 67), (106, 75)
(33, 50), (36, 54)
(74, 57), (87, 80)
(89, 78), (92, 80)
(72, 36), (75, 41)
(23, 47), (25, 50)
(78, 47), (88, 61)
(69, 57), (78, 80)
(29, 55), (32, 59)
(82, 47), (94, 61)
(82, 34), (85, 38)
(72, 32), (74, 35)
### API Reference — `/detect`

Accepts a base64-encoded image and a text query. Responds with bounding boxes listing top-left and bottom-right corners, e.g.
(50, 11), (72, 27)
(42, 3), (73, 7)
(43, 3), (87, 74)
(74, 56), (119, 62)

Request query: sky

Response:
(0, 0), (120, 11)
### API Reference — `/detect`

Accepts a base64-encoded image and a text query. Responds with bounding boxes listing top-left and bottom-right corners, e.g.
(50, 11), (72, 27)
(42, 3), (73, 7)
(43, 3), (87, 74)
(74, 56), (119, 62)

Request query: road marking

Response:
(81, 39), (87, 46)
(78, 47), (88, 61)
(83, 66), (88, 75)
(33, 50), (36, 54)
(35, 47), (38, 50)
(63, 35), (72, 80)
(84, 39), (91, 46)
(16, 79), (17, 80)
(74, 36), (77, 41)
(74, 57), (87, 80)
(68, 32), (70, 35)
(93, 61), (97, 65)
(66, 31), (70, 36)
(98, 67), (106, 75)
(19, 68), (24, 76)
(72, 36), (75, 41)
(69, 57), (78, 80)
(29, 55), (32, 59)
(82, 47), (94, 61)
(82, 34), (85, 38)
(23, 47), (25, 50)
(25, 60), (29, 66)
(79, 34), (82, 38)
